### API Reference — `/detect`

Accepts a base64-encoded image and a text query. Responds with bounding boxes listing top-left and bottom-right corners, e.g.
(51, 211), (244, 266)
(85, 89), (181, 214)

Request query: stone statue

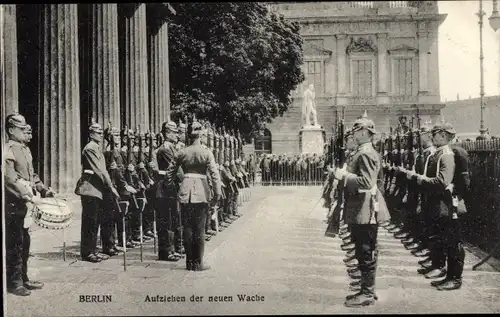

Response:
(302, 84), (318, 126)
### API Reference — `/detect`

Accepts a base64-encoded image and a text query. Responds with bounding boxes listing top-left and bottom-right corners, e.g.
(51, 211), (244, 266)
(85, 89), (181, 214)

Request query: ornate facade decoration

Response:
(346, 36), (377, 54)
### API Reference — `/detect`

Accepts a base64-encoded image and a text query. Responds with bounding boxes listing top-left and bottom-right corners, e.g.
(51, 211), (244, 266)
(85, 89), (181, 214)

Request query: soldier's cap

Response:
(431, 122), (456, 135)
(161, 121), (178, 133)
(190, 121), (203, 136)
(351, 117), (377, 134)
(6, 113), (28, 130)
(89, 122), (103, 134)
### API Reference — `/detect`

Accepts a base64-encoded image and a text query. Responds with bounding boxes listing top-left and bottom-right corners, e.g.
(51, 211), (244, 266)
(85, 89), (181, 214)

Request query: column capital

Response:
(417, 31), (429, 38)
(146, 3), (176, 31)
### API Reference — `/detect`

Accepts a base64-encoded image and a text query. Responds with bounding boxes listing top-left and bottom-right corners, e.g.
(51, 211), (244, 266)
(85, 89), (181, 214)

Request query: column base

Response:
(377, 94), (390, 105)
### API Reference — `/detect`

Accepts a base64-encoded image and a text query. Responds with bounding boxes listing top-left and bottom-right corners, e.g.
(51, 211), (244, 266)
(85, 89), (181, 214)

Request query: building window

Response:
(304, 61), (322, 94)
(393, 58), (413, 98)
(255, 129), (272, 155)
(352, 59), (373, 96)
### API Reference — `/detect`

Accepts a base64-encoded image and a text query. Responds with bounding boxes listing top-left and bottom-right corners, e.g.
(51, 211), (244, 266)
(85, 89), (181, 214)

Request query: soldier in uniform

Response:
(5, 114), (53, 296)
(167, 121), (222, 271)
(156, 121), (184, 261)
(104, 126), (137, 249)
(400, 123), (436, 265)
(408, 122), (464, 289)
(75, 122), (121, 262)
(332, 115), (390, 307)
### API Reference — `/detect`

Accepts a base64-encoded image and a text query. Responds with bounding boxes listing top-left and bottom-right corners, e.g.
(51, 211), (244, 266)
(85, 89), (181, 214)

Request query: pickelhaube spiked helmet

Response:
(432, 122), (456, 135)
(351, 110), (377, 134)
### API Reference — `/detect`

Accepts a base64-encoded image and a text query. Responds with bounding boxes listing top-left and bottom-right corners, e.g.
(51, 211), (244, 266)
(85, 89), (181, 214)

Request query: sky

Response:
(439, 0), (500, 101)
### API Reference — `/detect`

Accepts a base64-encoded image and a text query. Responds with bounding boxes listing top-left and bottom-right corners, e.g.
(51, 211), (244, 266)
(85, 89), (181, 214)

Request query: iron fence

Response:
(458, 139), (500, 257)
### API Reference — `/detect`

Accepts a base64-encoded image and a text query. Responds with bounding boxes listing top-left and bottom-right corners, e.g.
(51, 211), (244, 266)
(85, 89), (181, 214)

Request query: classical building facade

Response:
(1, 4), (174, 194)
(264, 1), (447, 154)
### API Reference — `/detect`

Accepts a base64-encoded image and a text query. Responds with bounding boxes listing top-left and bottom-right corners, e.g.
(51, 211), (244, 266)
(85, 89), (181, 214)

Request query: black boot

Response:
(345, 270), (376, 307)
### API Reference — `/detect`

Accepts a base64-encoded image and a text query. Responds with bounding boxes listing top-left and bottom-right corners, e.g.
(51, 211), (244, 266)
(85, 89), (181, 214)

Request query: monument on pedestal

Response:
(299, 84), (324, 154)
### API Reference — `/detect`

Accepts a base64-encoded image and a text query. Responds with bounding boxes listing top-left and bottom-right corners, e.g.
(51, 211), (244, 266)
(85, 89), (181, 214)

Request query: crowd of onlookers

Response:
(242, 153), (327, 185)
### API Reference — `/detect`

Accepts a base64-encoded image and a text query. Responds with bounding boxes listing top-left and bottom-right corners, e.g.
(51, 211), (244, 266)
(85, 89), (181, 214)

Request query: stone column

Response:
(38, 4), (81, 194)
(148, 20), (170, 132)
(376, 33), (390, 105)
(417, 24), (429, 94)
(323, 36), (336, 96)
(119, 4), (149, 130)
(79, 4), (121, 129)
(336, 34), (349, 106)
(1, 5), (19, 116)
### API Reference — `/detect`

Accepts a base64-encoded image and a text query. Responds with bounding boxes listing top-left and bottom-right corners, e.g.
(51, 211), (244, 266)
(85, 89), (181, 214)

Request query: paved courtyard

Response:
(4, 186), (500, 316)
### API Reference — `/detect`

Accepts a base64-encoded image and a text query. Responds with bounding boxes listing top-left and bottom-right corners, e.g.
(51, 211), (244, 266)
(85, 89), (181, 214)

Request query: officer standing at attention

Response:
(4, 114), (54, 296)
(332, 115), (390, 307)
(75, 122), (121, 262)
(408, 122), (463, 290)
(156, 121), (184, 261)
(167, 121), (222, 271)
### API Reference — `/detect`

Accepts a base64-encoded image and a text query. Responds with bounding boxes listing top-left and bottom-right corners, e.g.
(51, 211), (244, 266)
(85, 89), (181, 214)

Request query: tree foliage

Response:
(168, 3), (304, 139)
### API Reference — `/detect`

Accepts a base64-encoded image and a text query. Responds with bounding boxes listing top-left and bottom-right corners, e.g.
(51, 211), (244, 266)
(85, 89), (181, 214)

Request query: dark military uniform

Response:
(334, 116), (390, 307)
(75, 123), (118, 261)
(156, 121), (184, 260)
(417, 123), (464, 290)
(4, 114), (47, 296)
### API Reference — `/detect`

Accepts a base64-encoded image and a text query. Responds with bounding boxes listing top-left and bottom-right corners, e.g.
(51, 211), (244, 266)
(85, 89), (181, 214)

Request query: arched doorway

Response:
(255, 129), (272, 155)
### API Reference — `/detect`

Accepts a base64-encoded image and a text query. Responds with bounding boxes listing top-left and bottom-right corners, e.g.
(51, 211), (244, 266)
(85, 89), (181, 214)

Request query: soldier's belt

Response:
(358, 186), (377, 195)
(184, 173), (207, 179)
(83, 169), (95, 175)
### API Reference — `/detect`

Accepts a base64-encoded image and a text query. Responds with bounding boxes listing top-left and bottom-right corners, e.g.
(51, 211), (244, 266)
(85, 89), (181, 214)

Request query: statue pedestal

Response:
(299, 125), (325, 154)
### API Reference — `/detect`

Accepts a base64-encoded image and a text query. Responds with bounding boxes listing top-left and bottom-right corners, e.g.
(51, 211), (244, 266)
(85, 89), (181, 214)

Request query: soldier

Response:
(142, 131), (157, 239)
(5, 114), (54, 296)
(155, 121), (184, 261)
(104, 126), (137, 249)
(332, 115), (390, 307)
(75, 122), (121, 262)
(167, 121), (222, 271)
(408, 122), (465, 290)
(400, 123), (437, 268)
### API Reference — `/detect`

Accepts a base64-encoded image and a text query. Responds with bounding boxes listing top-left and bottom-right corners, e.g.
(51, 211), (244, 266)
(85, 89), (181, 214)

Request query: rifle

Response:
(324, 108), (346, 237)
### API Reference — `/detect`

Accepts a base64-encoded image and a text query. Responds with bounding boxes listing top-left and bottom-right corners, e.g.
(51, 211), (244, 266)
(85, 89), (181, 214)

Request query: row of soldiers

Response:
(379, 117), (469, 291)
(75, 117), (252, 265)
(322, 111), (469, 308)
(258, 152), (326, 185)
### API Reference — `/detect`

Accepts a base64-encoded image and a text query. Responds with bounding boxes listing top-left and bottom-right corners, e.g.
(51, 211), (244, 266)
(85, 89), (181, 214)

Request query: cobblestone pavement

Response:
(4, 187), (500, 316)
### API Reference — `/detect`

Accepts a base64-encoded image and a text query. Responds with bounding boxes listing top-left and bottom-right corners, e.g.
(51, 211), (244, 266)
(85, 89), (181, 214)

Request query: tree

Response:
(168, 3), (304, 139)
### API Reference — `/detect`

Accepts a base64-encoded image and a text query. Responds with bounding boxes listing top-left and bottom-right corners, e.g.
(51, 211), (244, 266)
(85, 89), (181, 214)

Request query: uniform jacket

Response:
(156, 141), (183, 198)
(422, 144), (455, 218)
(167, 139), (222, 204)
(4, 140), (47, 215)
(75, 140), (115, 200)
(104, 148), (130, 198)
(343, 141), (390, 224)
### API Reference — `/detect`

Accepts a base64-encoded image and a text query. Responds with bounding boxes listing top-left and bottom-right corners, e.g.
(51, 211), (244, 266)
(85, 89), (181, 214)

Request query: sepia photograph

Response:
(1, 1), (500, 315)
